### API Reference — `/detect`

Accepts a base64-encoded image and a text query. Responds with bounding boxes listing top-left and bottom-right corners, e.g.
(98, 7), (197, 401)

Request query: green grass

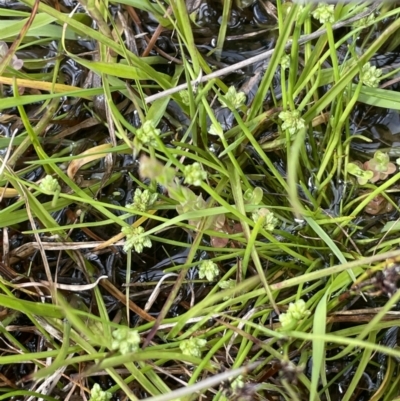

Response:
(1, 0), (400, 400)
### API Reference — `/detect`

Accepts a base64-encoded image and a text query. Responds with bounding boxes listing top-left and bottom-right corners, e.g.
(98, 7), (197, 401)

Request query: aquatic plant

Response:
(347, 162), (375, 185)
(363, 151), (396, 182)
(348, 152), (396, 185)
(3, 1), (400, 400)
(363, 192), (394, 215)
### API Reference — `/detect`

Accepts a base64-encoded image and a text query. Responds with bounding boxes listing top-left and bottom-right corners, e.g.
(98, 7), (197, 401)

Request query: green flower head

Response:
(122, 226), (152, 253)
(220, 86), (246, 110)
(279, 299), (310, 329)
(179, 90), (190, 105)
(199, 260), (219, 282)
(180, 337), (207, 358)
(279, 312), (294, 328)
(136, 120), (161, 147)
(279, 109), (306, 135)
(126, 188), (158, 212)
(40, 175), (61, 194)
(231, 375), (244, 390)
(312, 3), (335, 24)
(89, 383), (112, 401)
(360, 62), (382, 88)
(280, 54), (290, 70)
(184, 162), (207, 186)
(252, 208), (279, 232)
(111, 327), (140, 355)
(287, 299), (310, 320)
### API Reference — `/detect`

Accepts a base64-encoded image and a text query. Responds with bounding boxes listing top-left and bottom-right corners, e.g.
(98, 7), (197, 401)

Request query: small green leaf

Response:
(347, 162), (374, 185)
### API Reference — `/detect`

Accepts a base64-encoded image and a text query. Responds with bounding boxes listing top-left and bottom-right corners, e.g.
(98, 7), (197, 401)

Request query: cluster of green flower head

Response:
(136, 120), (161, 147)
(252, 208), (278, 232)
(126, 188), (158, 212)
(207, 86), (246, 137)
(231, 375), (245, 390)
(184, 162), (207, 186)
(122, 226), (152, 253)
(181, 85), (245, 110)
(220, 86), (246, 110)
(39, 175), (61, 194)
(360, 62), (382, 88)
(179, 90), (190, 105)
(89, 383), (112, 401)
(280, 54), (290, 70)
(111, 327), (140, 355)
(312, 3), (334, 24)
(198, 260), (219, 281)
(180, 337), (207, 358)
(279, 299), (311, 329)
(279, 110), (305, 136)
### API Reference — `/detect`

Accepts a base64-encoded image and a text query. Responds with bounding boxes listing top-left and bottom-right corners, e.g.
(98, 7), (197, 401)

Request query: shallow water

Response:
(1, 1), (400, 399)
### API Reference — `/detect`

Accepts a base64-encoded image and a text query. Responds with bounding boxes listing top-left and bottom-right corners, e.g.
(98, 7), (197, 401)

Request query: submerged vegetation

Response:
(1, 0), (400, 399)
